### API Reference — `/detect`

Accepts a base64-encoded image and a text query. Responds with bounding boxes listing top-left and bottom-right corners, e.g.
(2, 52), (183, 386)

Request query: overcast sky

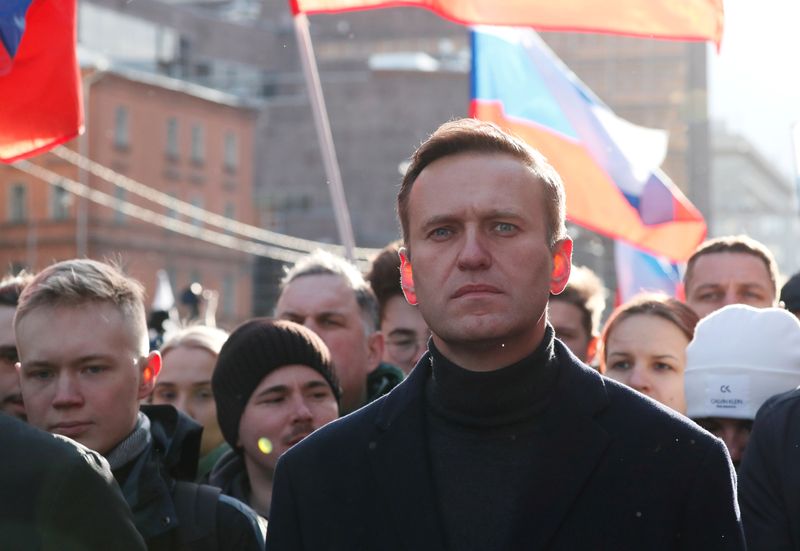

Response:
(709, 0), (800, 182)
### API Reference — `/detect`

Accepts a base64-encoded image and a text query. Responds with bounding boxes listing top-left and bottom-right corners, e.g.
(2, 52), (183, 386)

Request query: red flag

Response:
(290, 0), (724, 46)
(0, 0), (82, 163)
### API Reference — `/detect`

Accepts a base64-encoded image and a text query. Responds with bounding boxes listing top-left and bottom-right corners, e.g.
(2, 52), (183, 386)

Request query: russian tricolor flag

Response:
(290, 0), (724, 47)
(0, 0), (82, 163)
(470, 27), (706, 264)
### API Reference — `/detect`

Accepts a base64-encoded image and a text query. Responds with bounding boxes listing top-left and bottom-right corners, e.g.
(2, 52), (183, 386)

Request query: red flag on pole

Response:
(290, 0), (724, 46)
(0, 0), (82, 163)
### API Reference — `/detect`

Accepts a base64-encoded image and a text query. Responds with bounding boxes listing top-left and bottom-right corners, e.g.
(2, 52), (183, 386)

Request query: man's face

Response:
(548, 300), (594, 364)
(16, 303), (157, 455)
(237, 364), (338, 473)
(152, 346), (224, 457)
(276, 274), (381, 414)
(381, 295), (430, 374)
(404, 152), (570, 364)
(686, 252), (775, 319)
(0, 305), (25, 419)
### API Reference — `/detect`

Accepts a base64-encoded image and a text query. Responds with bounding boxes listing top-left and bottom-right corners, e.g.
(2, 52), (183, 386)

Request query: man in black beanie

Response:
(781, 271), (800, 318)
(210, 318), (340, 517)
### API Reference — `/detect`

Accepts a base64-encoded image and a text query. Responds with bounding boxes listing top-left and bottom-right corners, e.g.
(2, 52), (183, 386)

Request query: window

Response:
(114, 106), (129, 148)
(114, 187), (126, 224)
(190, 197), (203, 228)
(223, 131), (238, 171)
(165, 191), (179, 220)
(166, 117), (179, 159)
(50, 183), (70, 220)
(224, 201), (235, 220)
(8, 183), (27, 223)
(190, 124), (205, 163)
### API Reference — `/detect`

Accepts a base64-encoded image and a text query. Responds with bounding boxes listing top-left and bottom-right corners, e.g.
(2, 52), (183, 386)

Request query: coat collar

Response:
(368, 340), (611, 550)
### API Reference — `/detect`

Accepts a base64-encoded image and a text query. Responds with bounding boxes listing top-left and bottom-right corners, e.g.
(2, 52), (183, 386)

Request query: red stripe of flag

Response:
(291, 0), (724, 46)
(0, 0), (82, 163)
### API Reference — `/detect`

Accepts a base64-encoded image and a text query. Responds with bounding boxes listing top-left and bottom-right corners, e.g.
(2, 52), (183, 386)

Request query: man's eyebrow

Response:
(303, 380), (330, 391)
(21, 354), (115, 369)
(387, 328), (416, 338)
(252, 384), (288, 398)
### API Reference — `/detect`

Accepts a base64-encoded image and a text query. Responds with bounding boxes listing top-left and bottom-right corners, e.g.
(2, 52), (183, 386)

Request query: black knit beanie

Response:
(781, 272), (800, 313)
(212, 318), (341, 449)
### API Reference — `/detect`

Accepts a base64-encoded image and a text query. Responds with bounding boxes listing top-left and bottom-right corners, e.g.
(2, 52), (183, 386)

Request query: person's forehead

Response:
(607, 314), (688, 353)
(279, 274), (361, 315)
(159, 346), (215, 384)
(692, 252), (772, 287)
(548, 300), (587, 332)
(408, 152), (541, 218)
(17, 303), (141, 360)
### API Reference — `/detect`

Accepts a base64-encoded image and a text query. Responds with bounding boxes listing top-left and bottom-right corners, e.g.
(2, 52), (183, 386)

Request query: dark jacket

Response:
(266, 339), (744, 551)
(119, 405), (265, 551)
(208, 448), (251, 508)
(0, 413), (146, 550)
(739, 388), (800, 550)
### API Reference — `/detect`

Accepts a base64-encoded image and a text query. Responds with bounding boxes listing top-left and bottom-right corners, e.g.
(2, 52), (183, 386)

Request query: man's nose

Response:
(291, 396), (314, 421)
(174, 395), (190, 417)
(52, 374), (83, 408)
(456, 230), (491, 270)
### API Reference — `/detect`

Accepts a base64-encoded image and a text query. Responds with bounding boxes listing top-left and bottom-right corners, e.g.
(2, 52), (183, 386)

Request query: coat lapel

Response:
(512, 351), (612, 549)
(366, 355), (448, 550)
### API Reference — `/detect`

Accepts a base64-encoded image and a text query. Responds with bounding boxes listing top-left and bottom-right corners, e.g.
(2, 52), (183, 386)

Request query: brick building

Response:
(0, 63), (260, 329)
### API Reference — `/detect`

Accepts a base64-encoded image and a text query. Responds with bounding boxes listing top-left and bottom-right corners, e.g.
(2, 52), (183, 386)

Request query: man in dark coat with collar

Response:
(265, 119), (745, 550)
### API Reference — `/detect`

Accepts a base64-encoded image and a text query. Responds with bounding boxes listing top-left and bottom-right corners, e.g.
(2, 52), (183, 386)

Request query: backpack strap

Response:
(172, 481), (220, 551)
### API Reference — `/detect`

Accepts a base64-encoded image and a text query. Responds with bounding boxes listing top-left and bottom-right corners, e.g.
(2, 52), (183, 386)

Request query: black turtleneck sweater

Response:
(425, 326), (560, 551)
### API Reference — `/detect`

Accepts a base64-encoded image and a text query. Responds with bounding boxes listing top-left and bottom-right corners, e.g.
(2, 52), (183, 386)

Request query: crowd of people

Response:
(2, 118), (800, 549)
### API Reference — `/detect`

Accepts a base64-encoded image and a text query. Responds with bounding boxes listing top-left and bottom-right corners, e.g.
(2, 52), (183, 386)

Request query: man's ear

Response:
(549, 238), (573, 295)
(398, 247), (417, 306)
(366, 330), (384, 371)
(138, 351), (162, 400)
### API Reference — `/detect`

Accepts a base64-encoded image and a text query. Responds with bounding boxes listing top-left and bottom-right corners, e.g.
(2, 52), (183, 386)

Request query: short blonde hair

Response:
(15, 259), (149, 355)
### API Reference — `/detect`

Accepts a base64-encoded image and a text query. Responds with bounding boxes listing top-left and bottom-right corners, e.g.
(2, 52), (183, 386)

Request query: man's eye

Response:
(429, 227), (452, 239)
(196, 389), (213, 400)
(84, 366), (107, 375)
(610, 361), (630, 371)
(653, 362), (674, 372)
(494, 222), (516, 233)
(28, 370), (53, 380)
(155, 389), (176, 401)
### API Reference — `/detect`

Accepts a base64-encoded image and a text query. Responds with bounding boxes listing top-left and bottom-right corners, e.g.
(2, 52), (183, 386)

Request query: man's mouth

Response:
(452, 284), (502, 299)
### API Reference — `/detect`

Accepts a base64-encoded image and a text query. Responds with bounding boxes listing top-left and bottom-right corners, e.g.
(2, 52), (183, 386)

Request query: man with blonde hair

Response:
(15, 259), (264, 550)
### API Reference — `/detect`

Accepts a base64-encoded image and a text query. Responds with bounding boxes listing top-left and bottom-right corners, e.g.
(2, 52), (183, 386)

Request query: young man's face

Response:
(237, 364), (339, 473)
(276, 274), (382, 414)
(685, 252), (775, 319)
(16, 302), (159, 455)
(381, 295), (430, 375)
(548, 300), (594, 364)
(0, 305), (25, 420)
(152, 345), (224, 457)
(403, 152), (570, 365)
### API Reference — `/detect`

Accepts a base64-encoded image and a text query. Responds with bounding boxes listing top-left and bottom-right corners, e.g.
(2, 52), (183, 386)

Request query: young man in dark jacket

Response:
(15, 258), (265, 550)
(209, 318), (340, 518)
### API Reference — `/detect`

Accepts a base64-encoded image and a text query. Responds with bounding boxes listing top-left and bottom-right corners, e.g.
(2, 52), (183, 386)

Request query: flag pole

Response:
(292, 11), (356, 260)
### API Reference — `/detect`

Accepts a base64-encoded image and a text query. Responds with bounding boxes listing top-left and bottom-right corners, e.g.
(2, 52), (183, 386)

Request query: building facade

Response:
(0, 66), (260, 329)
